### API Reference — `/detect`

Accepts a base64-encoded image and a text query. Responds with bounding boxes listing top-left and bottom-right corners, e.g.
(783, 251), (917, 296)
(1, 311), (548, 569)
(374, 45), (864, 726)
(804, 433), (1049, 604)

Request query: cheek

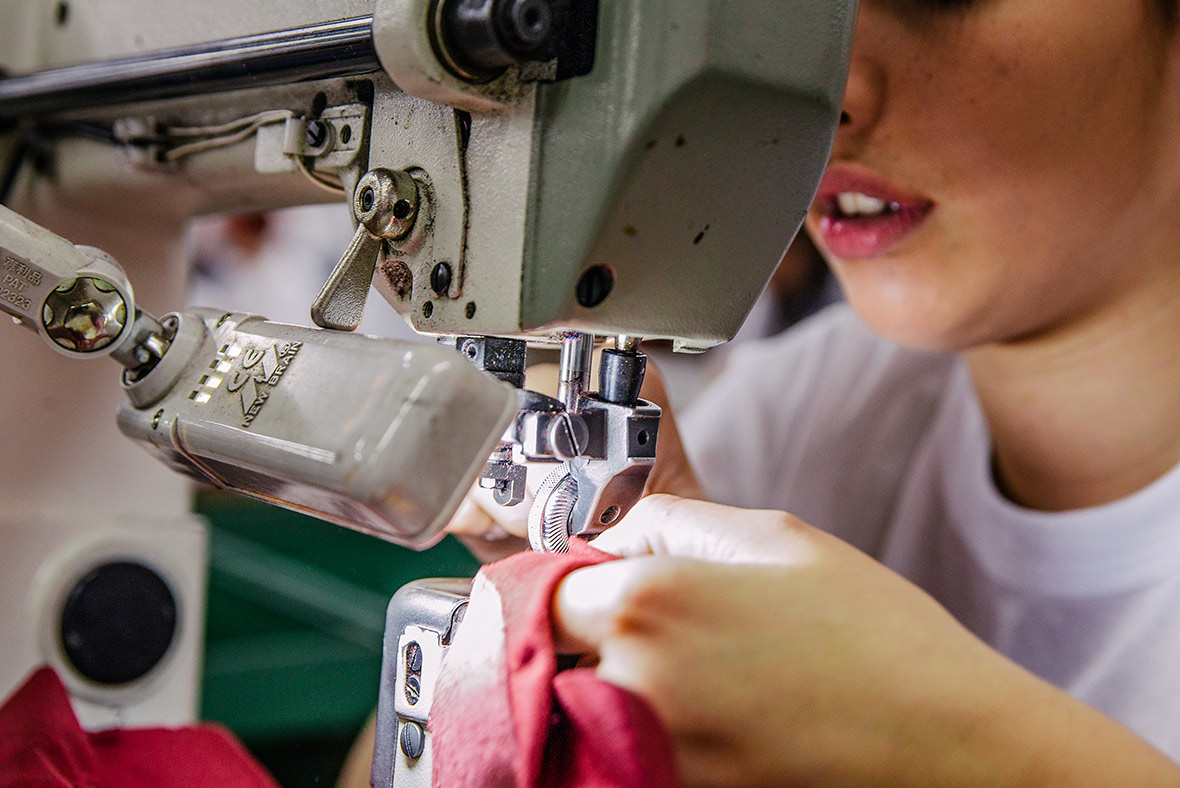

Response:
(911, 7), (1160, 224)
(892, 18), (1167, 326)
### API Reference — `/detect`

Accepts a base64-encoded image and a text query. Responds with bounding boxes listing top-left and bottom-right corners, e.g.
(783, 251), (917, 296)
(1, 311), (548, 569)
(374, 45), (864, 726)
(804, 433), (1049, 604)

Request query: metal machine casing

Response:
(0, 0), (856, 731)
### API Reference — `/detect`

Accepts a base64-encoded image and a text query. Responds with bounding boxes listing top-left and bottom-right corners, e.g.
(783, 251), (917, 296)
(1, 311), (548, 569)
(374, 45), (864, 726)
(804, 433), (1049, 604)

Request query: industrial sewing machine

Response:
(0, 0), (854, 783)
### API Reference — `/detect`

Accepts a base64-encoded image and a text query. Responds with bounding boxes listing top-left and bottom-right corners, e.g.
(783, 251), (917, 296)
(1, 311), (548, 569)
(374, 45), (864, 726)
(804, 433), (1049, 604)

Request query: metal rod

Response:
(0, 16), (380, 121)
(558, 332), (594, 412)
(615, 334), (641, 353)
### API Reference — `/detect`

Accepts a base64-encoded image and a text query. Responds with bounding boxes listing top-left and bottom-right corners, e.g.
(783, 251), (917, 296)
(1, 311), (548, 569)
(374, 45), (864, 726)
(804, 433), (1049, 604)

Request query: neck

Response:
(965, 284), (1180, 512)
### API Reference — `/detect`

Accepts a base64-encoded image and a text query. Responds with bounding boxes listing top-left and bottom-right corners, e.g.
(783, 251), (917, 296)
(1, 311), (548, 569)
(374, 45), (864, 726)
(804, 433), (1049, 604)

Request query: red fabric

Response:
(432, 541), (681, 788)
(0, 667), (280, 788)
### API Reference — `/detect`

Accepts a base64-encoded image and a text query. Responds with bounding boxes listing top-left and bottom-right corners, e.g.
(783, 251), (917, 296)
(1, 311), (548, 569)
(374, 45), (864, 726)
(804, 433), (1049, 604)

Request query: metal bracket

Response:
(258, 103), (370, 173)
(367, 77), (471, 329)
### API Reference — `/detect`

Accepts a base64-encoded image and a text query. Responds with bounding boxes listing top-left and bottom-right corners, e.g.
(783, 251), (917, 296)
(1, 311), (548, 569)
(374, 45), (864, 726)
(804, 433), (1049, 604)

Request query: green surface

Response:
(197, 490), (480, 786)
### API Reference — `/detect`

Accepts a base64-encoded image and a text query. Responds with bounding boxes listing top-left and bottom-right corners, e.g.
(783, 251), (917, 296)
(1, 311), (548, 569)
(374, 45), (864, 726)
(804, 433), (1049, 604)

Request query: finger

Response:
(469, 484), (532, 538)
(446, 496), (497, 536)
(551, 557), (666, 654)
(590, 494), (820, 567)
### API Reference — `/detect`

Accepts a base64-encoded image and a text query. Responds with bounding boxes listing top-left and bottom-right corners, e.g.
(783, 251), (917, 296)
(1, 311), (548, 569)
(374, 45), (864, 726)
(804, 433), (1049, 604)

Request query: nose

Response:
(837, 3), (886, 144)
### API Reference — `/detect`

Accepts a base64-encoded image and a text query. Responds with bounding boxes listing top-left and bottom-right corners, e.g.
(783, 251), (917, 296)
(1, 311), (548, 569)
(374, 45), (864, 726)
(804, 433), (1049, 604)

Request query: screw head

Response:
(404, 675), (421, 705)
(405, 641), (423, 673)
(42, 277), (127, 353)
(575, 265), (614, 309)
(400, 721), (426, 759)
(547, 415), (588, 461)
(599, 505), (621, 525)
(360, 186), (375, 213)
(304, 119), (329, 149)
(430, 262), (453, 296)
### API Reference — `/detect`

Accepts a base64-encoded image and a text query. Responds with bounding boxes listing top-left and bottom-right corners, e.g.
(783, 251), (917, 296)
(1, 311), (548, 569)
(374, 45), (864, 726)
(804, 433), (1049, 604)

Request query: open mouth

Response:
(829, 191), (903, 220)
(813, 182), (934, 260)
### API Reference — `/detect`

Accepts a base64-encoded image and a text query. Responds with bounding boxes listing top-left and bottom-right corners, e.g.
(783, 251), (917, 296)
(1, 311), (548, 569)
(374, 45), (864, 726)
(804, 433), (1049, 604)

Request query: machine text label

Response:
(189, 340), (302, 427)
(2, 254), (42, 287)
(230, 341), (302, 427)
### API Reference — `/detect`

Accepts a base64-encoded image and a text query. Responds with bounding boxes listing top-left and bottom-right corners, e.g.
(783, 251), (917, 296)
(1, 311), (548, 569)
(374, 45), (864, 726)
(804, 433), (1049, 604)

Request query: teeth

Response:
(835, 192), (890, 218)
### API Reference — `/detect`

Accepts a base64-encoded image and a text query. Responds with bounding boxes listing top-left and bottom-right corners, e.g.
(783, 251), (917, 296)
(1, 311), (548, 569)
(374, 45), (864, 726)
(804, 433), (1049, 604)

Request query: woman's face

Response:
(806, 0), (1180, 351)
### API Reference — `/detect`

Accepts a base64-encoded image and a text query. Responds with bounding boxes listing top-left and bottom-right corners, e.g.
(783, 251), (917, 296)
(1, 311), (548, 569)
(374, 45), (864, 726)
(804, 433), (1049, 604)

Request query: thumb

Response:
(551, 555), (669, 654)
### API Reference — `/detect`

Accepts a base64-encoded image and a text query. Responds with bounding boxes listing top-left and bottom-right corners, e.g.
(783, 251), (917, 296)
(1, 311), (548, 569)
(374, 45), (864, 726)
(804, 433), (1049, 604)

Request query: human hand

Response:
(553, 495), (1180, 788)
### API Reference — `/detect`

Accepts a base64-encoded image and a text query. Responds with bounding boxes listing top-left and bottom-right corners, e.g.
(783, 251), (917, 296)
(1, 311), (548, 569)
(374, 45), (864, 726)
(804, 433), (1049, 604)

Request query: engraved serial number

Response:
(0, 284), (30, 312)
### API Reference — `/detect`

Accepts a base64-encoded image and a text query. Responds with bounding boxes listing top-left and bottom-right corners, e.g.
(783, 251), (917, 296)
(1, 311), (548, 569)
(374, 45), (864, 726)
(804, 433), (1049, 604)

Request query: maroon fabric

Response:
(0, 667), (280, 788)
(433, 541), (681, 788)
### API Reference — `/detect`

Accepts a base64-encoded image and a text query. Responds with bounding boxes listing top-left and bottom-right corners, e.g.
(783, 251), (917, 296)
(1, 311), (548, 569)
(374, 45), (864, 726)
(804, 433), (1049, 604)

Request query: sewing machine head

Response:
(0, 0), (854, 734)
(0, 0), (854, 544)
(1, 0), (854, 348)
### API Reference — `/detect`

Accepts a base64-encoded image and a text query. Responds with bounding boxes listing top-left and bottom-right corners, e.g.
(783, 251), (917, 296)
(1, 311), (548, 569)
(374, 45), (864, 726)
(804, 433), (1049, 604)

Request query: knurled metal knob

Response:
(42, 276), (127, 353)
(528, 464), (578, 553)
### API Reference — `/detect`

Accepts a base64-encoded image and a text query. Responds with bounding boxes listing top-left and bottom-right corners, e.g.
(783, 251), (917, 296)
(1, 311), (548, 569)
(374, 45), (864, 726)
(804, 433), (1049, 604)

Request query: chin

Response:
(838, 280), (986, 354)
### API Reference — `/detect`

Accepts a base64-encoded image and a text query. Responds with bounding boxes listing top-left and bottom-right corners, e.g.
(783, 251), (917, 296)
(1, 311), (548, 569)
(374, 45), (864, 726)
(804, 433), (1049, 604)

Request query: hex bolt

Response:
(431, 262), (453, 296)
(400, 721), (426, 759)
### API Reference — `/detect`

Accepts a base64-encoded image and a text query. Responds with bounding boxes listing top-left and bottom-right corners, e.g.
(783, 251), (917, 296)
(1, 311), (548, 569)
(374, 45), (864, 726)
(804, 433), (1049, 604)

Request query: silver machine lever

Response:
(311, 167), (420, 331)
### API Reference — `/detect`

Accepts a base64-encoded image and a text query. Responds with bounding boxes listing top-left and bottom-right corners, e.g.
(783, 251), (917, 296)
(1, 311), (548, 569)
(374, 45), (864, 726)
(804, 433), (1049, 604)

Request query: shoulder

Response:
(680, 304), (959, 549)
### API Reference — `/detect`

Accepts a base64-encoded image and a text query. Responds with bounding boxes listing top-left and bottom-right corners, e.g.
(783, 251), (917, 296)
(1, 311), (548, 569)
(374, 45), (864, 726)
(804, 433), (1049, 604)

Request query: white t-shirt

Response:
(681, 304), (1180, 761)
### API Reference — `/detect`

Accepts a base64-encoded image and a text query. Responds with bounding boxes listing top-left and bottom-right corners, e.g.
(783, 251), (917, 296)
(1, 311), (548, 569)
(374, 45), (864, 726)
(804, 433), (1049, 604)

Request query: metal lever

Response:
(311, 168), (420, 331)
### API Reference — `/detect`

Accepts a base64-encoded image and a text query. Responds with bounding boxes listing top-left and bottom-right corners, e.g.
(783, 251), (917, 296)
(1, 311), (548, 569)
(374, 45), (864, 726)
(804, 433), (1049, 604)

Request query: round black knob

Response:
(437, 0), (569, 81)
(59, 560), (178, 685)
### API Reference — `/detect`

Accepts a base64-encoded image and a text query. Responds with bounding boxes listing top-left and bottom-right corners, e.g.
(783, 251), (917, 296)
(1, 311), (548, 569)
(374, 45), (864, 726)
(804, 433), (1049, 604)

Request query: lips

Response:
(812, 167), (934, 260)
